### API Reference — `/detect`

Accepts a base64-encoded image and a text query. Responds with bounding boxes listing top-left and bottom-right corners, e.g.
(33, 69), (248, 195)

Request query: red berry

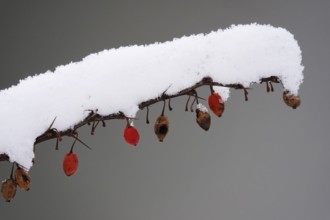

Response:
(208, 93), (225, 117)
(63, 153), (79, 176)
(124, 125), (140, 146)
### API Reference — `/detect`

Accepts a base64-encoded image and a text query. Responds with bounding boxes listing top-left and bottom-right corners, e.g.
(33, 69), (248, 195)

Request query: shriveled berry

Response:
(154, 115), (169, 142)
(63, 153), (79, 176)
(283, 91), (301, 109)
(124, 125), (140, 146)
(15, 167), (31, 191)
(1, 179), (17, 202)
(196, 109), (211, 131)
(208, 93), (225, 117)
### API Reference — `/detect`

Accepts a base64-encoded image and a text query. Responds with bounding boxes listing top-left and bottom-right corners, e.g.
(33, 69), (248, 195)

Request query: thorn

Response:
(161, 84), (172, 97)
(72, 134), (92, 151)
(47, 117), (57, 131)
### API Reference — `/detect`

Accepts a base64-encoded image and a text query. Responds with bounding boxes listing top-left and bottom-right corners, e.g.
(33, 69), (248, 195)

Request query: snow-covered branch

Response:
(0, 24), (303, 173)
(31, 75), (281, 145)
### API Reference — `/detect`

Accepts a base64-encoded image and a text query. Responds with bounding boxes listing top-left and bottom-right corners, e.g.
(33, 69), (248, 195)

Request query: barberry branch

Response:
(0, 76), (283, 162)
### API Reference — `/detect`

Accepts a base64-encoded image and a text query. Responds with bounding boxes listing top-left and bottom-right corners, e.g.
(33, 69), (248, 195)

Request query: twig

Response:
(0, 76), (280, 162)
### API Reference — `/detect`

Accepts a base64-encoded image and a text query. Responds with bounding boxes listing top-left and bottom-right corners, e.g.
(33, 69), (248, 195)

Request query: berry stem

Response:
(266, 82), (270, 92)
(10, 163), (15, 180)
(161, 100), (166, 116)
(190, 97), (196, 112)
(270, 82), (274, 92)
(244, 88), (249, 101)
(69, 138), (77, 153)
(185, 95), (191, 111)
(146, 106), (150, 124)
(210, 85), (215, 94)
(168, 98), (173, 111)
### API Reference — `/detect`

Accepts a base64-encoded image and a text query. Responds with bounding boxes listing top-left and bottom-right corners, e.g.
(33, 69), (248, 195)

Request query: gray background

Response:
(0, 1), (329, 219)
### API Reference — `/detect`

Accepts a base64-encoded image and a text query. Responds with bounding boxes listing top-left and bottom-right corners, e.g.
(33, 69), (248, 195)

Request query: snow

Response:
(0, 24), (304, 170)
(196, 104), (208, 113)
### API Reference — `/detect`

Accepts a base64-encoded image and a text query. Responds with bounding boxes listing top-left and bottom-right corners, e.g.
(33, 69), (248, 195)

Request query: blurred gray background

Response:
(0, 0), (329, 219)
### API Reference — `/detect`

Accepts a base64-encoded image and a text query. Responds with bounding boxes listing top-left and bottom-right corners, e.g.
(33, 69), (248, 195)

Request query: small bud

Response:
(154, 115), (169, 142)
(283, 91), (301, 109)
(1, 179), (17, 202)
(15, 167), (31, 191)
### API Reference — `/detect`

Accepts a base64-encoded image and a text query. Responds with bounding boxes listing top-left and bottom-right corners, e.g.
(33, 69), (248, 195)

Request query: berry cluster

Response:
(1, 164), (31, 202)
(1, 76), (301, 202)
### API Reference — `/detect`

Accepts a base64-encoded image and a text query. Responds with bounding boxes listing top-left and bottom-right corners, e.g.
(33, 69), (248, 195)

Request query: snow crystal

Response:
(0, 24), (304, 169)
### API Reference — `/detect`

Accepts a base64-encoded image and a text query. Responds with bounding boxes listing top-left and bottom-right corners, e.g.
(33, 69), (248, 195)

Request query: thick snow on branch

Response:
(0, 24), (303, 169)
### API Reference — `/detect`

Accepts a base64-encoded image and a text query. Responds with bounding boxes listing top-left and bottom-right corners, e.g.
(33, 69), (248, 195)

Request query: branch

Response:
(0, 76), (281, 162)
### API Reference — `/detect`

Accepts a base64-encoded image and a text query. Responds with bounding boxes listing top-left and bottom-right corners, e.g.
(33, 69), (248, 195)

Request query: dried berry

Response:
(124, 125), (140, 146)
(63, 153), (79, 176)
(283, 91), (301, 109)
(208, 93), (225, 117)
(15, 167), (31, 191)
(154, 115), (169, 142)
(196, 104), (211, 131)
(1, 179), (17, 202)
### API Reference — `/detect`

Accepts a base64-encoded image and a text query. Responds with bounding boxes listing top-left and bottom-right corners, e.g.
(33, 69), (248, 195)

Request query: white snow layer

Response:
(0, 24), (303, 169)
(196, 104), (208, 113)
